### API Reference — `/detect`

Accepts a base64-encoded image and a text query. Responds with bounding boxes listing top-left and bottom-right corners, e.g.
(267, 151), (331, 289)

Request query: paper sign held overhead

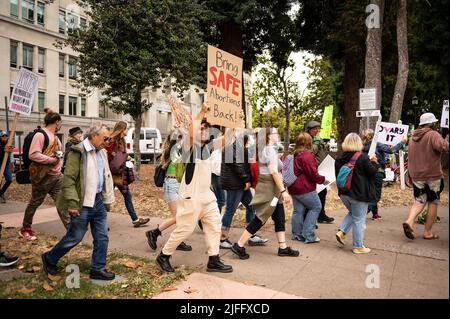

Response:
(359, 88), (376, 110)
(9, 68), (39, 116)
(376, 122), (409, 146)
(441, 100), (449, 128)
(207, 45), (244, 128)
(320, 105), (333, 140)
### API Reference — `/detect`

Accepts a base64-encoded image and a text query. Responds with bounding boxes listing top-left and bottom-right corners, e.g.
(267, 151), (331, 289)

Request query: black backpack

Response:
(22, 127), (49, 169)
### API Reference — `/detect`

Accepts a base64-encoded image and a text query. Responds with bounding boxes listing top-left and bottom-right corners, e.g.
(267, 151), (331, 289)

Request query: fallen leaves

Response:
(161, 286), (178, 292)
(42, 281), (54, 292)
(184, 287), (198, 294)
(124, 261), (140, 269)
(21, 255), (33, 261)
(47, 274), (62, 282)
(18, 287), (35, 294)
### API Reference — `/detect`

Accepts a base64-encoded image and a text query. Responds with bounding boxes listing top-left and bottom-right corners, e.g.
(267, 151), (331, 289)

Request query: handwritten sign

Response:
(320, 105), (333, 139)
(376, 122), (409, 146)
(207, 45), (244, 128)
(9, 68), (39, 116)
(168, 96), (192, 129)
(441, 100), (449, 128)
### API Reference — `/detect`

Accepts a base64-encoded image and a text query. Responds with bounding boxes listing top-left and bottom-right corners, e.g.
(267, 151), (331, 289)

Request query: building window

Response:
(81, 98), (86, 116)
(59, 95), (65, 114)
(38, 91), (45, 112)
(59, 10), (65, 34)
(68, 56), (77, 79)
(69, 96), (77, 115)
(10, 0), (19, 18)
(59, 54), (65, 77)
(22, 0), (35, 23)
(23, 44), (34, 71)
(10, 41), (18, 68)
(67, 13), (78, 33)
(37, 2), (45, 26)
(38, 48), (45, 73)
(99, 103), (105, 118)
(80, 18), (87, 31)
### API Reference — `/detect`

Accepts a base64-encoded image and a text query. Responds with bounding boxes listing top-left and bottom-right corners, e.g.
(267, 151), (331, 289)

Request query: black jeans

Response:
(368, 172), (384, 215)
(246, 203), (285, 234)
(318, 188), (328, 219)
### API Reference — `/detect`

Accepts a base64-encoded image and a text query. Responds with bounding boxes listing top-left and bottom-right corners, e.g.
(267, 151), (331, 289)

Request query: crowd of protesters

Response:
(0, 106), (448, 278)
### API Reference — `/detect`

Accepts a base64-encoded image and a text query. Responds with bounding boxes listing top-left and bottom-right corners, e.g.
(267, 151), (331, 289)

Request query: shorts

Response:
(413, 179), (444, 204)
(163, 176), (180, 203)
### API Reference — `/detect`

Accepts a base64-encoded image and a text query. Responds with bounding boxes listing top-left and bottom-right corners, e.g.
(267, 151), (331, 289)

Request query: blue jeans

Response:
(211, 174), (226, 213)
(0, 162), (12, 196)
(46, 193), (109, 271)
(222, 189), (255, 230)
(339, 194), (369, 249)
(291, 191), (322, 242)
(123, 191), (138, 221)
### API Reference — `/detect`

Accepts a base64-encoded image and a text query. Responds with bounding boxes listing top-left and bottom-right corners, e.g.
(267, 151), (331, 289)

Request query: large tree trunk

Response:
(362, 0), (384, 131)
(389, 0), (409, 123)
(219, 21), (246, 127)
(133, 112), (142, 180)
(283, 79), (290, 158)
(340, 54), (361, 145)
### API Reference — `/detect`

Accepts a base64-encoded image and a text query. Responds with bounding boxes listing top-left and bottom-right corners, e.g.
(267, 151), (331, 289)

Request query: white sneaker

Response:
(305, 237), (320, 244)
(248, 234), (268, 246)
(220, 238), (233, 249)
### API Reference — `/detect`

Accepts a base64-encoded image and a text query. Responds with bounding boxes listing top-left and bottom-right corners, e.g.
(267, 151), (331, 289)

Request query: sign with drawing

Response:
(376, 122), (409, 146)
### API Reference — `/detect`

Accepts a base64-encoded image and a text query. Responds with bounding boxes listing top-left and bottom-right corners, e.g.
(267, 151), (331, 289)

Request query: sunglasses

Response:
(103, 136), (112, 142)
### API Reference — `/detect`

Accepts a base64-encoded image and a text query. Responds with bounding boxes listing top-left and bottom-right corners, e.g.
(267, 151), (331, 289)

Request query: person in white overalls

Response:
(156, 103), (233, 273)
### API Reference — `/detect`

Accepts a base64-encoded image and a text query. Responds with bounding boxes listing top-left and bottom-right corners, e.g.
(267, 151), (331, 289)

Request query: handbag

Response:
(109, 144), (128, 176)
(112, 173), (123, 186)
(154, 164), (166, 187)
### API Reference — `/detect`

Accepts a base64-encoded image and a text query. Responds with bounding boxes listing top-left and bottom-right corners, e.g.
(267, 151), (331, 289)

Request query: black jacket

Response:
(335, 151), (380, 203)
(220, 141), (251, 190)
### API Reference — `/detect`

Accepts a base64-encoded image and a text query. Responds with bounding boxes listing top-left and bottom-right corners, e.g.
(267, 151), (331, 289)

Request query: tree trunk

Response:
(282, 79), (290, 158)
(389, 0), (409, 123)
(340, 54), (361, 145)
(133, 112), (142, 180)
(362, 0), (384, 131)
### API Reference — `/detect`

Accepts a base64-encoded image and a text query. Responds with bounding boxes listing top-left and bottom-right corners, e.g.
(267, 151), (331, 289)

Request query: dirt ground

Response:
(4, 165), (449, 228)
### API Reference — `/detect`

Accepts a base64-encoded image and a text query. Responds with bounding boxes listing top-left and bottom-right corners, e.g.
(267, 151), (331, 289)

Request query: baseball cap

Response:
(419, 113), (438, 126)
(306, 121), (321, 130)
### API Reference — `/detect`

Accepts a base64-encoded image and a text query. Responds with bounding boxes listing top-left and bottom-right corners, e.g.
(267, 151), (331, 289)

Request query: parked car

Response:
(125, 127), (162, 162)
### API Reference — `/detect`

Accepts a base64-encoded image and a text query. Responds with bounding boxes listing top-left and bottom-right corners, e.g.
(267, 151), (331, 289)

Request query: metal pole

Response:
(153, 137), (156, 165)
(4, 97), (9, 133)
(398, 119), (406, 190)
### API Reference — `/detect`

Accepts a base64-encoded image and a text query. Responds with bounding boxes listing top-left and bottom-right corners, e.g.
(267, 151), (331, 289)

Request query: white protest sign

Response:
(359, 88), (376, 110)
(376, 122), (409, 146)
(9, 68), (39, 116)
(441, 100), (449, 128)
(316, 155), (335, 193)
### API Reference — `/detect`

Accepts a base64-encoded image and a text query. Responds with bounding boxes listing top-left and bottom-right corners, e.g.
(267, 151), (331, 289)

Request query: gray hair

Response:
(86, 123), (110, 139)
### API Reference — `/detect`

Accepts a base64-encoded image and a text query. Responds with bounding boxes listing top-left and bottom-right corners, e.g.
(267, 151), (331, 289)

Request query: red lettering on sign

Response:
(209, 67), (241, 96)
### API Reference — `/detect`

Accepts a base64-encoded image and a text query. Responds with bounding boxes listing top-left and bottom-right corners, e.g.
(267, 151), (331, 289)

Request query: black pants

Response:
(318, 188), (328, 219)
(368, 172), (384, 215)
(246, 203), (285, 234)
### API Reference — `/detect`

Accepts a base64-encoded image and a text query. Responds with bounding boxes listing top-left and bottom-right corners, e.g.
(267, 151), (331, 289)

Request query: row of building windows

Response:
(10, 40), (77, 79)
(10, 0), (86, 34)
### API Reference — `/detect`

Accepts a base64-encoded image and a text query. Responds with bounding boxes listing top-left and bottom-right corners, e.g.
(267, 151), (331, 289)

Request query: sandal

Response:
(423, 234), (439, 240)
(402, 223), (415, 240)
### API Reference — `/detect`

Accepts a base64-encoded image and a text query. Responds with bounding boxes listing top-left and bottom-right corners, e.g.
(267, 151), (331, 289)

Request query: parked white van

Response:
(125, 127), (163, 161)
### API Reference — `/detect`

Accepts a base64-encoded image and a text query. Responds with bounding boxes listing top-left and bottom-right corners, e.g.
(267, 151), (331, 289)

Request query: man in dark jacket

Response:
(219, 133), (268, 248)
(306, 121), (334, 223)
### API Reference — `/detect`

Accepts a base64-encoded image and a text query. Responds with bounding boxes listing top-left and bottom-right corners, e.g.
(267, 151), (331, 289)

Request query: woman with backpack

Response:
(145, 131), (192, 252)
(335, 133), (380, 254)
(231, 127), (299, 260)
(106, 121), (149, 228)
(289, 132), (329, 244)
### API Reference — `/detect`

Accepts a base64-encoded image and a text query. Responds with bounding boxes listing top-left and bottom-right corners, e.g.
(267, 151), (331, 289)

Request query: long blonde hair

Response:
(342, 133), (364, 152)
(110, 121), (128, 146)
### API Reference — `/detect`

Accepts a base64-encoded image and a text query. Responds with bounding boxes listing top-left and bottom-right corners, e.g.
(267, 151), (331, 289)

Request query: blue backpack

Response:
(336, 152), (361, 192)
(282, 154), (297, 187)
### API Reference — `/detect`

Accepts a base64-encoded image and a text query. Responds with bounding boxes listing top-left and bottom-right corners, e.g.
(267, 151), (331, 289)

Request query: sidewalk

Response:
(1, 202), (448, 298)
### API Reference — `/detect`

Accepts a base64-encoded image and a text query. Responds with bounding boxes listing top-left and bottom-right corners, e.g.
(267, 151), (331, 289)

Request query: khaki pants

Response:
(23, 174), (70, 229)
(162, 198), (221, 256)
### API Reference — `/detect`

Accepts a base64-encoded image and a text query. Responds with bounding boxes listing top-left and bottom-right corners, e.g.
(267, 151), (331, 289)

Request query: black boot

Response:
(41, 252), (58, 276)
(207, 255), (233, 273)
(156, 252), (174, 272)
(146, 228), (161, 250)
(176, 241), (192, 251)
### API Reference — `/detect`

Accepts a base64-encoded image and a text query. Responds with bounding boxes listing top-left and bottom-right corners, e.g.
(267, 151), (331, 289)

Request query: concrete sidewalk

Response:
(1, 202), (448, 298)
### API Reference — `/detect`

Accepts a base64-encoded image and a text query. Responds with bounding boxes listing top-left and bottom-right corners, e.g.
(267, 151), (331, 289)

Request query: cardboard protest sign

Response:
(376, 122), (409, 146)
(9, 68), (39, 116)
(316, 155), (335, 193)
(207, 45), (244, 128)
(320, 105), (333, 140)
(168, 96), (192, 129)
(441, 100), (449, 128)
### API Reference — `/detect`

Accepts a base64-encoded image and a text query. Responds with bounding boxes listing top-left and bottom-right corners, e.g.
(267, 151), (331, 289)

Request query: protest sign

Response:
(9, 68), (39, 116)
(168, 96), (192, 129)
(320, 105), (333, 139)
(441, 100), (449, 128)
(206, 45), (244, 128)
(316, 155), (335, 193)
(376, 122), (409, 146)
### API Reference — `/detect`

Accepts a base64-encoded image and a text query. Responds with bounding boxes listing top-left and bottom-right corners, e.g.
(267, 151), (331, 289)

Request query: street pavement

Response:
(1, 201), (448, 299)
